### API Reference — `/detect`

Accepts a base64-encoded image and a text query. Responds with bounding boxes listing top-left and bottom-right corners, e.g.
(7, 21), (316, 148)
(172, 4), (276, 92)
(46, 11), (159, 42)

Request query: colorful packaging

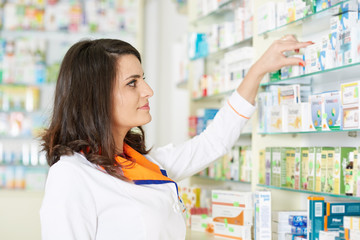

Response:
(301, 147), (310, 190)
(307, 196), (325, 240)
(286, 148), (296, 188)
(321, 91), (342, 131)
(294, 147), (302, 190)
(309, 94), (323, 131)
(272, 147), (281, 187)
(324, 147), (335, 193)
(265, 147), (272, 186)
(259, 149), (266, 185)
(288, 215), (307, 227)
(254, 191), (271, 240)
(325, 201), (360, 231)
(212, 190), (253, 240)
(287, 103), (310, 132)
(332, 147), (356, 195)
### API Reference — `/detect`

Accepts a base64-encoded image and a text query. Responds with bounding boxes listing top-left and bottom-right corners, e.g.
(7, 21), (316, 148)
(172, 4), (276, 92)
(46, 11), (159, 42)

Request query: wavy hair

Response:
(41, 39), (150, 181)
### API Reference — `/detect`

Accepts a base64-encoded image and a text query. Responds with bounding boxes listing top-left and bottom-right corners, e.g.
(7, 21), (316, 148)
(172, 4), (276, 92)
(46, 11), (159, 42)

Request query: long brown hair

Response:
(41, 39), (150, 181)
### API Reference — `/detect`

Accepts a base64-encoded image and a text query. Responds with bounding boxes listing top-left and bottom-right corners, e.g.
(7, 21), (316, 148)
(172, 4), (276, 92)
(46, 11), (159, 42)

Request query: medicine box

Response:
(315, 147), (331, 192)
(282, 147), (293, 188)
(325, 201), (360, 231)
(321, 91), (342, 131)
(272, 147), (281, 187)
(286, 148), (296, 188)
(332, 147), (356, 195)
(272, 210), (307, 223)
(344, 216), (360, 231)
(307, 196), (325, 240)
(212, 190), (253, 240)
(324, 147), (335, 193)
(301, 147), (310, 190)
(294, 147), (302, 190)
(259, 149), (266, 185)
(265, 147), (272, 186)
(254, 191), (271, 240)
(309, 94), (323, 131)
(190, 214), (214, 233)
(341, 81), (360, 130)
(287, 103), (310, 132)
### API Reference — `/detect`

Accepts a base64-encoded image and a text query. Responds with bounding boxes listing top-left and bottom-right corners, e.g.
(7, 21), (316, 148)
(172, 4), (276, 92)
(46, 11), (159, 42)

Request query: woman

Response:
(40, 36), (312, 239)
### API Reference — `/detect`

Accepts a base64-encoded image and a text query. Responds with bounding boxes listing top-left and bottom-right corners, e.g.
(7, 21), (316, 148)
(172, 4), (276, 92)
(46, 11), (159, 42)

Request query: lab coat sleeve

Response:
(149, 91), (256, 181)
(40, 160), (97, 240)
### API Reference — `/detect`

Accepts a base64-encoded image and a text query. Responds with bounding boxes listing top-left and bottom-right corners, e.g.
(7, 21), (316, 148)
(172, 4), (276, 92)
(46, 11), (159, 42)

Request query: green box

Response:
(332, 147), (356, 195)
(265, 147), (272, 186)
(259, 149), (266, 185)
(271, 147), (281, 187)
(285, 148), (295, 188)
(282, 147), (293, 188)
(301, 147), (309, 190)
(294, 147), (302, 190)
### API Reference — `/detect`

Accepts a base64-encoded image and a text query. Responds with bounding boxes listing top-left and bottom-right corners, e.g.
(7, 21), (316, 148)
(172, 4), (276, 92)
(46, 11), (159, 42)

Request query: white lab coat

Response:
(40, 91), (256, 240)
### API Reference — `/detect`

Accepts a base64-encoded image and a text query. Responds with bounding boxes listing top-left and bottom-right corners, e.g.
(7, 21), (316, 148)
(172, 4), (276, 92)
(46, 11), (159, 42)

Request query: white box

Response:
(254, 191), (271, 240)
(191, 214), (214, 233)
(287, 103), (310, 132)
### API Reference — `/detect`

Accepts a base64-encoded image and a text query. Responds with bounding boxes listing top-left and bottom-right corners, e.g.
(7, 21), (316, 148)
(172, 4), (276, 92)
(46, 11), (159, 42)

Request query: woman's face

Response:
(112, 54), (153, 132)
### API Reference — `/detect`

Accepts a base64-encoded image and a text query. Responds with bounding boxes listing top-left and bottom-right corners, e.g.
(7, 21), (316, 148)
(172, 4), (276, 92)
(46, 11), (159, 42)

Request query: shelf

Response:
(192, 90), (233, 102)
(260, 61), (360, 87)
(191, 0), (237, 25)
(190, 37), (253, 61)
(0, 29), (136, 42)
(193, 175), (251, 184)
(259, 0), (349, 36)
(257, 184), (360, 201)
(0, 82), (55, 87)
(258, 129), (360, 135)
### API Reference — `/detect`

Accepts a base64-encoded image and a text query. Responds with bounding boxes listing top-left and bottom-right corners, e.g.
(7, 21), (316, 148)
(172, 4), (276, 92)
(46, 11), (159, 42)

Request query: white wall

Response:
(143, 0), (189, 149)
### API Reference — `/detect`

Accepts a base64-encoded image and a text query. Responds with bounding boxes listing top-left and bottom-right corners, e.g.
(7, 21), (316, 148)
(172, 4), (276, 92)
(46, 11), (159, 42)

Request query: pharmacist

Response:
(40, 35), (313, 240)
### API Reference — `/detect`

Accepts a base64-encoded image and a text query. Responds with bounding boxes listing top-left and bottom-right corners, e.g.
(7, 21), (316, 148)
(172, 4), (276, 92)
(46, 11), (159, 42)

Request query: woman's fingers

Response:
(278, 41), (315, 53)
(284, 56), (306, 67)
(280, 34), (298, 42)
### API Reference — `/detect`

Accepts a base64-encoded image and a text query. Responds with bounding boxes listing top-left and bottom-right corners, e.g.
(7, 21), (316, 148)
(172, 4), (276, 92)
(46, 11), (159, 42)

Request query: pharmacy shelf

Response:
(186, 229), (216, 240)
(258, 129), (360, 136)
(258, 0), (349, 36)
(193, 175), (251, 184)
(192, 90), (233, 102)
(260, 61), (360, 87)
(257, 184), (360, 201)
(191, 37), (253, 61)
(0, 82), (56, 87)
(0, 29), (136, 42)
(191, 0), (237, 25)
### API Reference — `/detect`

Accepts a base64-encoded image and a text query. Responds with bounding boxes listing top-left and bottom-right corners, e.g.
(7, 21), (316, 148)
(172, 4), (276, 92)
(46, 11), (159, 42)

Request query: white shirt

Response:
(40, 91), (256, 240)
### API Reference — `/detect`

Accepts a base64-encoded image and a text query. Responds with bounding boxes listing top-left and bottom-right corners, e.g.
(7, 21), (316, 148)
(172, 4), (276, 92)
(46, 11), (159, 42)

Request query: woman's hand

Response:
(252, 34), (314, 76)
(236, 35), (314, 105)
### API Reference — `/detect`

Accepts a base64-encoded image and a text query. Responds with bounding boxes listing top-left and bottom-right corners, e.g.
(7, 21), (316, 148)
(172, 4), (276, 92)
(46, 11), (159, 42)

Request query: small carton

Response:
(325, 201), (360, 231)
(307, 196), (325, 240)
(309, 94), (323, 131)
(294, 147), (302, 190)
(308, 147), (317, 191)
(285, 148), (296, 188)
(332, 147), (356, 195)
(315, 147), (327, 192)
(283, 147), (293, 188)
(191, 215), (214, 233)
(259, 149), (266, 185)
(287, 103), (311, 132)
(212, 190), (253, 240)
(301, 147), (310, 190)
(254, 191), (271, 240)
(271, 147), (282, 187)
(265, 147), (272, 186)
(324, 147), (335, 193)
(321, 91), (342, 131)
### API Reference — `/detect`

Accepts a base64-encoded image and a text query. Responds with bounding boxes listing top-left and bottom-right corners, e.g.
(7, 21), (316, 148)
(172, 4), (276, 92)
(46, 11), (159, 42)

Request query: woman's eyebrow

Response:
(124, 73), (144, 80)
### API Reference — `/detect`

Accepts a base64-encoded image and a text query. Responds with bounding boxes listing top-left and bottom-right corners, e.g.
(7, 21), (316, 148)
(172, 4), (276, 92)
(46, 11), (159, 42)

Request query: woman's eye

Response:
(127, 80), (137, 87)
